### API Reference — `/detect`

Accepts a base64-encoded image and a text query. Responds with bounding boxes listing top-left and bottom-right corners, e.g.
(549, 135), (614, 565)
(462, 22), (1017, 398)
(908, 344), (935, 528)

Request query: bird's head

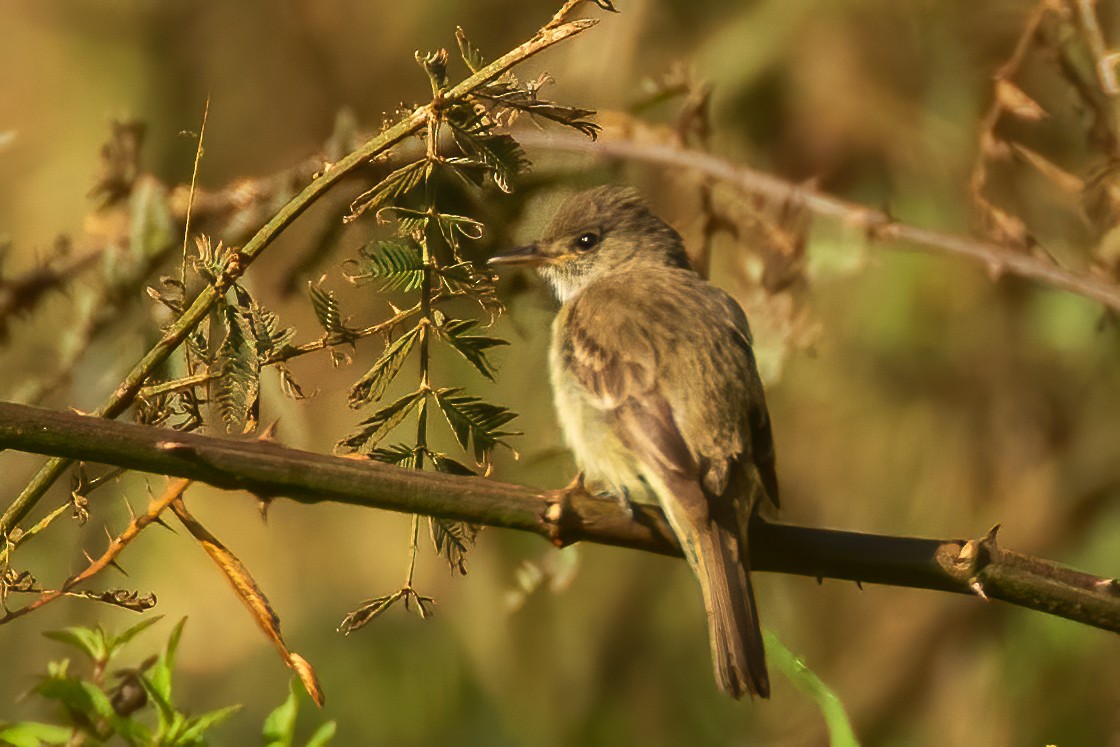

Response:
(490, 186), (691, 302)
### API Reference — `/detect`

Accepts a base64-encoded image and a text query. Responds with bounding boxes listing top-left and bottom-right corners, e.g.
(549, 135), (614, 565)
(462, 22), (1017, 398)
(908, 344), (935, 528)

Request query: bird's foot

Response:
(594, 485), (634, 520)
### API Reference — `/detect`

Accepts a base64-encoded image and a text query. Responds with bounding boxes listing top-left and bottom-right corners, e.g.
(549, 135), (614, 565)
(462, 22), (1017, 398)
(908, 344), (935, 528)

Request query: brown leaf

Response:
(170, 498), (325, 706)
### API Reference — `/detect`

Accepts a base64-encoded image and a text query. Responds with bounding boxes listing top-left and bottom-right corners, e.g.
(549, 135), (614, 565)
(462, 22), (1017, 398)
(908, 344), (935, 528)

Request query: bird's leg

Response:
(591, 484), (634, 520)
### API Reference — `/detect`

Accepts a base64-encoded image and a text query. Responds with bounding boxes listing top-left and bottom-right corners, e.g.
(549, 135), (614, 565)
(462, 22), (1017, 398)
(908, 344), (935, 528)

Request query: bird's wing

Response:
(563, 291), (770, 697)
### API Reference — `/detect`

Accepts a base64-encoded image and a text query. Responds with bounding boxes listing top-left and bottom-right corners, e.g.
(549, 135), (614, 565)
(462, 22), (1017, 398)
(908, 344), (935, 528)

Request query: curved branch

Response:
(0, 401), (1115, 633)
(517, 130), (1120, 313)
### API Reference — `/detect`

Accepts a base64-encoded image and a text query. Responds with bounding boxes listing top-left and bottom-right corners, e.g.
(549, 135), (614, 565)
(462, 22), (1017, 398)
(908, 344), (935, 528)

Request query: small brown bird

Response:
(491, 186), (779, 698)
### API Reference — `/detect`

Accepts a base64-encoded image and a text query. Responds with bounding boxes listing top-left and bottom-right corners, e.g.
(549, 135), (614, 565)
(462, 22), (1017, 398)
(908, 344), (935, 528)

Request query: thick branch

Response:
(0, 401), (1115, 633)
(518, 130), (1120, 313)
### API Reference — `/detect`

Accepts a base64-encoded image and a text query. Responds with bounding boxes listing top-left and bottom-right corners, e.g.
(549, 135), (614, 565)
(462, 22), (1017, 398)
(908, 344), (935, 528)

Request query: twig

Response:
(0, 401), (1115, 633)
(137, 301), (424, 399)
(0, 477), (189, 624)
(516, 129), (1120, 312)
(0, 15), (598, 539)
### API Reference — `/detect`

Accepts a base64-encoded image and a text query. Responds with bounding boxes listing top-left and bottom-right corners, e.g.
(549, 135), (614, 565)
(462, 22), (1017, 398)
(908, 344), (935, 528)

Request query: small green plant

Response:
(0, 617), (333, 747)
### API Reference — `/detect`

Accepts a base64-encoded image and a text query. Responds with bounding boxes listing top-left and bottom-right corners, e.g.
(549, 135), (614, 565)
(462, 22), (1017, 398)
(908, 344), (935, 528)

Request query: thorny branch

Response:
(0, 401), (1116, 634)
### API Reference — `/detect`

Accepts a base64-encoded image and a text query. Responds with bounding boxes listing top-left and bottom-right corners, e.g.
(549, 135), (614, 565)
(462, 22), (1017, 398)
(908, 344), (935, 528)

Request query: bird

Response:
(490, 185), (779, 699)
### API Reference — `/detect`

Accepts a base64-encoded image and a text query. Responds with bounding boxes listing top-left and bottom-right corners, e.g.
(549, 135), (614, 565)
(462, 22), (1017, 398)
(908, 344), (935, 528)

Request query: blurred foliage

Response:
(1, 1), (1119, 746)
(0, 617), (332, 746)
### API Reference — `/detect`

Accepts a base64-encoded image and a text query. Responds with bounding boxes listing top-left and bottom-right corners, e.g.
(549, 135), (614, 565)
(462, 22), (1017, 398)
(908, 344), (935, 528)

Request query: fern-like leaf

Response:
(478, 81), (600, 140)
(337, 389), (426, 453)
(213, 303), (260, 434)
(448, 111), (529, 193)
(429, 517), (479, 575)
(368, 443), (420, 468)
(343, 241), (425, 292)
(435, 318), (508, 380)
(346, 159), (431, 222)
(432, 387), (519, 463)
(307, 280), (348, 337)
(454, 27), (487, 74)
(348, 324), (423, 407)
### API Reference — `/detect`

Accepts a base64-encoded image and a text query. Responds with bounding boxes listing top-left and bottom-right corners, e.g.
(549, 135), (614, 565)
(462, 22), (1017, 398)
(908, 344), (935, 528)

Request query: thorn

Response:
(151, 517), (176, 533)
(969, 578), (990, 601)
(1094, 577), (1120, 594)
(82, 549), (95, 564)
(982, 524), (1001, 544)
(258, 498), (272, 523)
(855, 580), (864, 591)
(816, 576), (824, 586)
(108, 559), (129, 577)
(257, 420), (281, 442)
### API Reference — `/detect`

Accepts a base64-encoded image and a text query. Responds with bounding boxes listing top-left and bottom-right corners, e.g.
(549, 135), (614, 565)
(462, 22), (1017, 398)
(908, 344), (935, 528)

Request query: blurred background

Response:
(2, 0), (1119, 744)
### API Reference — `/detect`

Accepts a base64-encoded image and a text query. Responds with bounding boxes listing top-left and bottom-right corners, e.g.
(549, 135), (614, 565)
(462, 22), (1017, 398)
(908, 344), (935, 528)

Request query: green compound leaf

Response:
(454, 27), (487, 74)
(346, 159), (431, 222)
(337, 389), (426, 454)
(343, 241), (425, 292)
(366, 443), (420, 469)
(214, 301), (261, 434)
(348, 324), (423, 407)
(435, 317), (508, 379)
(432, 387), (519, 463)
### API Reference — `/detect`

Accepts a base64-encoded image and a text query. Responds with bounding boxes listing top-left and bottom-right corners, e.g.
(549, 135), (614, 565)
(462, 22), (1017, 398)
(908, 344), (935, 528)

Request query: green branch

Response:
(0, 15), (597, 539)
(0, 401), (1116, 634)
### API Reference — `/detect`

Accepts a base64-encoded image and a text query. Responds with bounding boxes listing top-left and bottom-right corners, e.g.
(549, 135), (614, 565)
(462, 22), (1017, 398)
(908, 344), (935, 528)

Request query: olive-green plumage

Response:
(492, 186), (778, 699)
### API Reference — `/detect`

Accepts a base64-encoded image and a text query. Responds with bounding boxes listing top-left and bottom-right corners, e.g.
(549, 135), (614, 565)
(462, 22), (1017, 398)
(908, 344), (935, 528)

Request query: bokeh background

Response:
(2, 1), (1119, 744)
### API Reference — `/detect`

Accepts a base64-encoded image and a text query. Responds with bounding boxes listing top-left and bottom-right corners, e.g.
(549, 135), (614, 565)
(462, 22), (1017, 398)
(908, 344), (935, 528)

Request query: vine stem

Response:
(0, 14), (598, 539)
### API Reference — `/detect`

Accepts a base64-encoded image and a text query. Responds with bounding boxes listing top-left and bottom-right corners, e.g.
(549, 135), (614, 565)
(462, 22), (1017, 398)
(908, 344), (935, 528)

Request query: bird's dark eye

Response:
(575, 232), (599, 251)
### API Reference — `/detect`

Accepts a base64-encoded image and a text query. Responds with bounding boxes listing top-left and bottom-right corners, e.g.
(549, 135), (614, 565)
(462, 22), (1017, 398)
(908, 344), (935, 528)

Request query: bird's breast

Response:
(549, 314), (649, 499)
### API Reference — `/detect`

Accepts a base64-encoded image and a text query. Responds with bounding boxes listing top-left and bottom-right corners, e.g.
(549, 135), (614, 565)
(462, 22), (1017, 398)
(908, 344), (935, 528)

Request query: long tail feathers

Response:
(695, 526), (770, 699)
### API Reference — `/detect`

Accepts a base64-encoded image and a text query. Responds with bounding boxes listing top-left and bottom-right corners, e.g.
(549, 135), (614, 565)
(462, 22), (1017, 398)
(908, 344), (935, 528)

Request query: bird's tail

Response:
(693, 525), (770, 699)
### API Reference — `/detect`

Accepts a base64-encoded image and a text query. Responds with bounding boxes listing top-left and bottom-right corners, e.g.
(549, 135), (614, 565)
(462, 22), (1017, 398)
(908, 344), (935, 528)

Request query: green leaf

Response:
(177, 704), (241, 744)
(308, 280), (348, 337)
(337, 389), (426, 453)
(427, 454), (480, 573)
(416, 49), (449, 92)
(107, 615), (164, 658)
(349, 324), (422, 407)
(305, 720), (338, 747)
(367, 443), (420, 468)
(346, 159), (431, 222)
(432, 388), (519, 462)
(434, 213), (485, 253)
(455, 27), (486, 74)
(35, 675), (116, 720)
(477, 81), (600, 139)
(0, 721), (74, 746)
(448, 113), (529, 193)
(262, 678), (300, 747)
(147, 617), (187, 707)
(765, 631), (860, 747)
(429, 517), (479, 575)
(343, 241), (425, 292)
(214, 302), (260, 434)
(435, 318), (508, 379)
(43, 626), (108, 662)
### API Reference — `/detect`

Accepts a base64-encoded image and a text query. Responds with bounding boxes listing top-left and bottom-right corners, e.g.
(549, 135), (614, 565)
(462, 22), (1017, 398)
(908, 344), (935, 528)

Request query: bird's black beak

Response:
(488, 243), (544, 267)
